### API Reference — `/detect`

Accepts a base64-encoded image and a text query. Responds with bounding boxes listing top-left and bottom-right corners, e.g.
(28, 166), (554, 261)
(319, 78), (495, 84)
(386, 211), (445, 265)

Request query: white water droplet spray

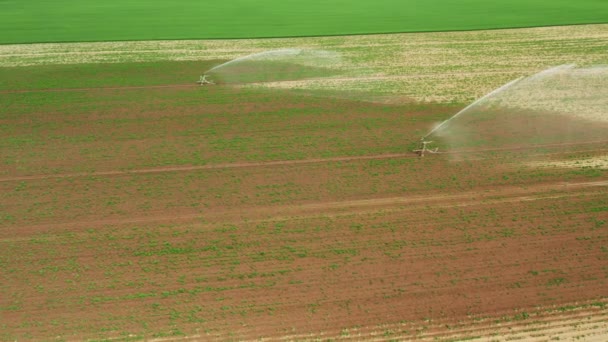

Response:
(424, 76), (524, 139)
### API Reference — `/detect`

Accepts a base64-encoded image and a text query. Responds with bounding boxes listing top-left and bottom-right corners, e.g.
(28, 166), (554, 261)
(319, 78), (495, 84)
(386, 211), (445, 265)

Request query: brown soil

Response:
(1, 82), (607, 341)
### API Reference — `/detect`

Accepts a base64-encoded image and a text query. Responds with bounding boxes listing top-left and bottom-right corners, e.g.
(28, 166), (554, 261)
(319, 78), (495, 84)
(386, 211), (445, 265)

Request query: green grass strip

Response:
(2, 0), (607, 44)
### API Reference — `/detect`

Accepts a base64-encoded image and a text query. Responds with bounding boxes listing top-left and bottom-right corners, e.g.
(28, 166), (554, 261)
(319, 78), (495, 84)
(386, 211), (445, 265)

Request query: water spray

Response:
(205, 49), (305, 75)
(422, 76), (524, 140)
(414, 64), (608, 159)
(411, 76), (524, 156)
(201, 48), (343, 86)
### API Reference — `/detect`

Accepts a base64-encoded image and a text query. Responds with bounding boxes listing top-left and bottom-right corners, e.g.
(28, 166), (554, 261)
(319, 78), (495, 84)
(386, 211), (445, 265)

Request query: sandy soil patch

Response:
(529, 155), (608, 170)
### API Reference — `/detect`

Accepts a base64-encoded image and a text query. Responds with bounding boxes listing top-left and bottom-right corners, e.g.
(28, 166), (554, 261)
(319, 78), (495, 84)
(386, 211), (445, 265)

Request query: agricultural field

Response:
(1, 0), (607, 44)
(1, 25), (608, 341)
(2, 24), (608, 103)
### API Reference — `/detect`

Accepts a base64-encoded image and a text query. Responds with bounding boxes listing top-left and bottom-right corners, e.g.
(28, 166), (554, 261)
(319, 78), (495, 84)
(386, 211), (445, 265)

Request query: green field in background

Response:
(2, 0), (607, 44)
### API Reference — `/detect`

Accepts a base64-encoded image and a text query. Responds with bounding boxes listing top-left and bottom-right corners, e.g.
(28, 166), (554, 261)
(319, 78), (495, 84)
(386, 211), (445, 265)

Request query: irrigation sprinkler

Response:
(413, 139), (439, 157)
(197, 74), (214, 86)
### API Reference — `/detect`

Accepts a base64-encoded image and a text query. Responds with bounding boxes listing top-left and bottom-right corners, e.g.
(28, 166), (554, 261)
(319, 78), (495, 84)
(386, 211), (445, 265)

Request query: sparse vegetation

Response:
(1, 19), (607, 342)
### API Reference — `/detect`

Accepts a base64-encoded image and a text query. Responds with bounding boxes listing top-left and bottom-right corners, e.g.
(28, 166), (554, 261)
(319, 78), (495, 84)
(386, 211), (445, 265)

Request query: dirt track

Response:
(0, 153), (416, 182)
(2, 141), (608, 183)
(0, 83), (197, 94)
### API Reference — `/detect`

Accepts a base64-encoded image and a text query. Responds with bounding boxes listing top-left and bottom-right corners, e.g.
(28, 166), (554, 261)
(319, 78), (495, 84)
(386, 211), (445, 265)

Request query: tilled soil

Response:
(1, 80), (607, 341)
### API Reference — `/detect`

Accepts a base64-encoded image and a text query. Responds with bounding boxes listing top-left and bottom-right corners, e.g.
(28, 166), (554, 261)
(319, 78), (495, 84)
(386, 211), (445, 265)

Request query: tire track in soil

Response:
(0, 153), (417, 182)
(0, 83), (197, 94)
(2, 142), (608, 183)
(4, 179), (607, 238)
